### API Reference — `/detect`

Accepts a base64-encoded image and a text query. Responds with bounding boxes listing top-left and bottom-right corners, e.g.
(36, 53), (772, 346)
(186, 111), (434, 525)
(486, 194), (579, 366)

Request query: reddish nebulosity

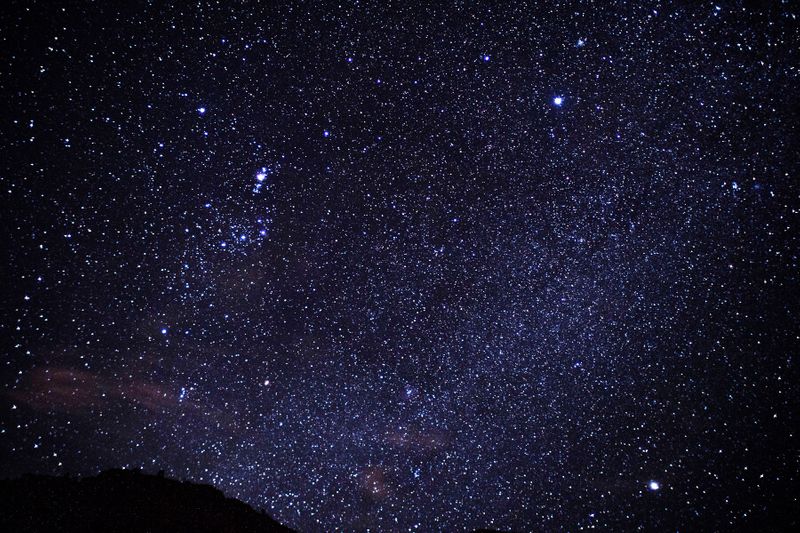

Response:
(9, 367), (177, 413)
(0, 2), (795, 532)
(360, 466), (388, 499)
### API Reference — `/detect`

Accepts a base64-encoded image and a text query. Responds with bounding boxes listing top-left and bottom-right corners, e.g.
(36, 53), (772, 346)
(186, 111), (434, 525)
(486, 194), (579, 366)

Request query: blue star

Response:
(197, 107), (206, 115)
(553, 96), (564, 106)
(648, 480), (660, 491)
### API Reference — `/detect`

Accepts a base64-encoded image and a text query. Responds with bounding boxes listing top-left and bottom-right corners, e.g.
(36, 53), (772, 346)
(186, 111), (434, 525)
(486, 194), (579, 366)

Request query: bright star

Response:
(197, 107), (206, 114)
(323, 130), (330, 137)
(553, 96), (564, 106)
(648, 480), (660, 491)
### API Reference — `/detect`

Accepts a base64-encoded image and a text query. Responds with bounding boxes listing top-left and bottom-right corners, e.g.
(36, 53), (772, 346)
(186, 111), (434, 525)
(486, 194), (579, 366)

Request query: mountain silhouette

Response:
(0, 469), (294, 533)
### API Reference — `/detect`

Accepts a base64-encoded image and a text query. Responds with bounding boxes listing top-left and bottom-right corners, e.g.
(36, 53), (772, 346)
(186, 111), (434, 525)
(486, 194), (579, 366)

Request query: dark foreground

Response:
(0, 469), (294, 533)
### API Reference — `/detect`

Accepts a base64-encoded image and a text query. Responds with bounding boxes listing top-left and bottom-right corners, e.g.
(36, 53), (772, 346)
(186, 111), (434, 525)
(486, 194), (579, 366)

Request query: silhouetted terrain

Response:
(0, 469), (294, 533)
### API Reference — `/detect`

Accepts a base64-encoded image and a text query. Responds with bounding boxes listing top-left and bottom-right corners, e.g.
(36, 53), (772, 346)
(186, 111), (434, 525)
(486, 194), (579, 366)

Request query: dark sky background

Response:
(1, 1), (798, 531)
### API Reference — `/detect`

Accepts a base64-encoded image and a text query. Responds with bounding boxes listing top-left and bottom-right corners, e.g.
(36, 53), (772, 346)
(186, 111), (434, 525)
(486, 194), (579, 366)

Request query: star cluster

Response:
(1, 2), (798, 531)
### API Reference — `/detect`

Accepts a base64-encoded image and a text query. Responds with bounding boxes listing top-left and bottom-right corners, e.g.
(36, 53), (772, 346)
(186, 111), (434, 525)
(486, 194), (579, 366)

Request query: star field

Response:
(1, 1), (798, 531)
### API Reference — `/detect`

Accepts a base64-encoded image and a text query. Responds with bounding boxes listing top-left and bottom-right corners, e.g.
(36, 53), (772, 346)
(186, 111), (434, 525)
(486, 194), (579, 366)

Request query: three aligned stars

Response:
(7, 3), (792, 529)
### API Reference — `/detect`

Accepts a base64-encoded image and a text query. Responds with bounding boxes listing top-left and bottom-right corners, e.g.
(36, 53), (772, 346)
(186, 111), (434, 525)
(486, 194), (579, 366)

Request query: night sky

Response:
(1, 1), (798, 531)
